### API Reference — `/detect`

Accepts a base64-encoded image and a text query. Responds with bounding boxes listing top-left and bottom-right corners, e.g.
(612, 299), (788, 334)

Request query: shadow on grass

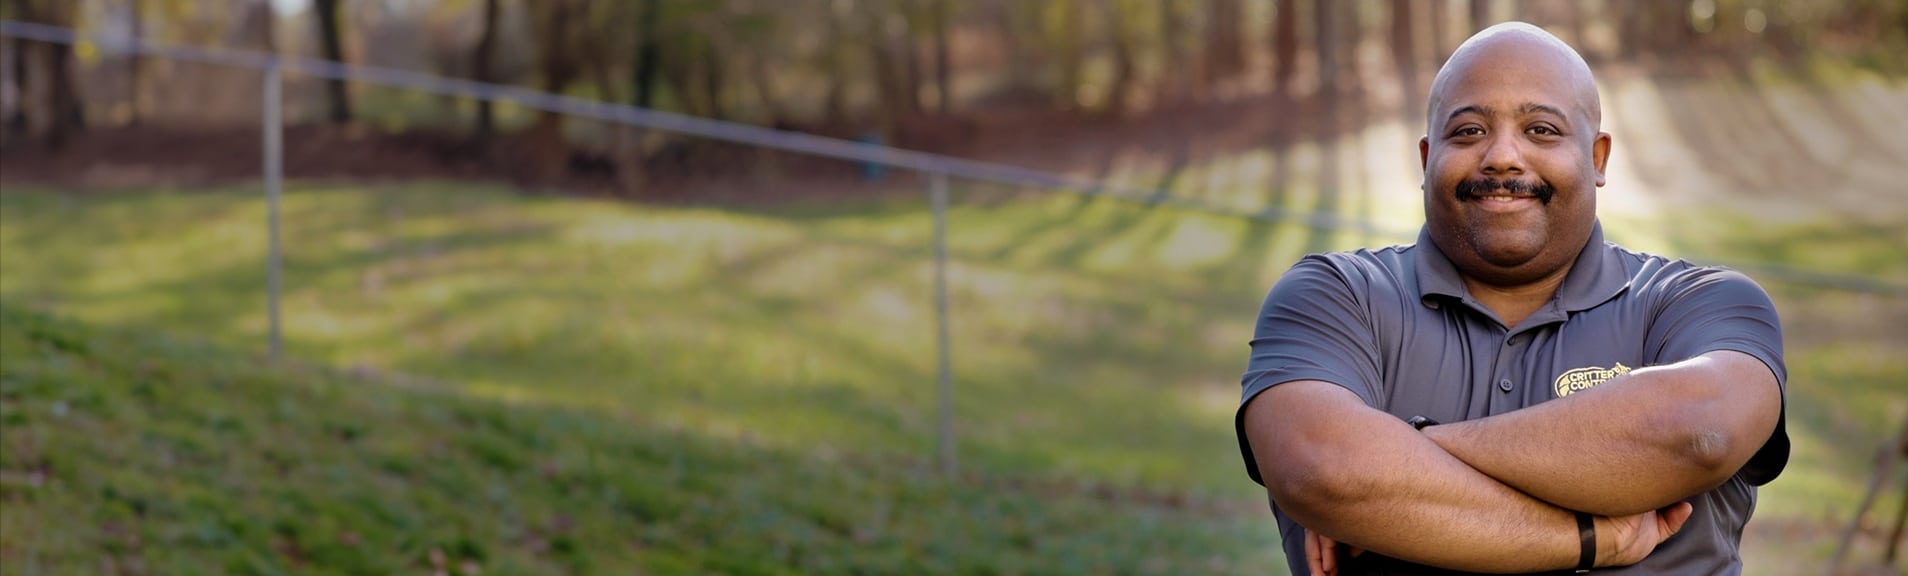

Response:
(0, 304), (1286, 574)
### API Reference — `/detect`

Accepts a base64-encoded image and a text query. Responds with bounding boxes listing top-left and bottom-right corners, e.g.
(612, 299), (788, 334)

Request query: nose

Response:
(1479, 131), (1525, 176)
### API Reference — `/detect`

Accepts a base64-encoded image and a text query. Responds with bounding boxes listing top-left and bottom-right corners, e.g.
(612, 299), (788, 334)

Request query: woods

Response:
(1, 0), (1904, 180)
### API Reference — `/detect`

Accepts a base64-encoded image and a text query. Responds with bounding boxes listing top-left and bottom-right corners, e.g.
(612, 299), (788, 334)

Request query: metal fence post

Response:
(931, 172), (955, 477)
(263, 59), (283, 359)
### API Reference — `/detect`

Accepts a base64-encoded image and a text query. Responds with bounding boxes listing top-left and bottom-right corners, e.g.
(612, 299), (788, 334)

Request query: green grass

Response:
(0, 303), (1280, 574)
(1, 182), (1904, 573)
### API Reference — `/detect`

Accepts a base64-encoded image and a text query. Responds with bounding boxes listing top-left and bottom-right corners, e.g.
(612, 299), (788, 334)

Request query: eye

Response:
(1451, 126), (1485, 138)
(1527, 125), (1561, 137)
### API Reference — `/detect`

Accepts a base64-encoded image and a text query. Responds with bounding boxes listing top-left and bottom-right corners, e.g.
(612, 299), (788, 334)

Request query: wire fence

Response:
(3, 19), (1905, 478)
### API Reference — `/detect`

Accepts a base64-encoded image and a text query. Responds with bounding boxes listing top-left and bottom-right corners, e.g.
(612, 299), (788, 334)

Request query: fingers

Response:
(1305, 531), (1338, 576)
(1305, 531), (1324, 576)
(1321, 534), (1338, 575)
(1659, 501), (1695, 536)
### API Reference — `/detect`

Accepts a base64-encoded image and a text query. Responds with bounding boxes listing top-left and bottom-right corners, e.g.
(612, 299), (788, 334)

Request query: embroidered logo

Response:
(1554, 363), (1632, 398)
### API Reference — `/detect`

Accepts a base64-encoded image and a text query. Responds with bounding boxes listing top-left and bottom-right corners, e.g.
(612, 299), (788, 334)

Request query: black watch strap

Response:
(1406, 415), (1440, 430)
(1575, 511), (1596, 573)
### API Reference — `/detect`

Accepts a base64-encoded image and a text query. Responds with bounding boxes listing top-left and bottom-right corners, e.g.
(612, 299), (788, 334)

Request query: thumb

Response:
(1659, 502), (1695, 537)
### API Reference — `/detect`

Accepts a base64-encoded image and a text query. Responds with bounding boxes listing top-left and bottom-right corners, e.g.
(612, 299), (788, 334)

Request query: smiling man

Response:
(1235, 23), (1787, 575)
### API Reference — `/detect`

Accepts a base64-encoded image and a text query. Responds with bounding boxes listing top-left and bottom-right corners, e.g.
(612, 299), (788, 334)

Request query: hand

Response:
(1304, 530), (1365, 576)
(1595, 501), (1695, 568)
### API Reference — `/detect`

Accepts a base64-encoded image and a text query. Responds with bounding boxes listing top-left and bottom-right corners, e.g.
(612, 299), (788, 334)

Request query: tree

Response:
(1100, 0), (1136, 116)
(1390, 0), (1419, 121)
(1204, 0), (1245, 84)
(1272, 0), (1298, 96)
(1157, 0), (1186, 104)
(13, 0), (86, 148)
(818, 0), (850, 124)
(1315, 0), (1338, 95)
(314, 0), (352, 124)
(930, 0), (953, 115)
(527, 0), (586, 179)
(1051, 0), (1083, 108)
(473, 0), (500, 140)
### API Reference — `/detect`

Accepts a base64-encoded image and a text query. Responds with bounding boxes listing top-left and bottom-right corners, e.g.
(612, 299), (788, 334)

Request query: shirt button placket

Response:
(1491, 333), (1520, 415)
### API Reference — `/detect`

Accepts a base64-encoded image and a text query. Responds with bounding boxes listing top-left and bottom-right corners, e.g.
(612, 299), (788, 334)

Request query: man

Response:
(1235, 23), (1787, 575)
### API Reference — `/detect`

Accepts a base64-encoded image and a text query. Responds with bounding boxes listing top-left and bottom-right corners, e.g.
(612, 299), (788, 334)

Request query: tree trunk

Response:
(632, 0), (660, 108)
(1315, 0), (1337, 96)
(865, 10), (904, 125)
(820, 3), (848, 124)
(1054, 0), (1083, 108)
(474, 0), (499, 139)
(899, 3), (924, 115)
(1468, 0), (1490, 32)
(1339, 1), (1361, 94)
(700, 42), (726, 120)
(128, 0), (143, 125)
(1390, 0), (1419, 120)
(1272, 0), (1298, 96)
(1157, 0), (1185, 103)
(6, 38), (27, 138)
(997, 0), (1032, 92)
(1567, 0), (1588, 54)
(531, 0), (580, 180)
(314, 0), (351, 124)
(1428, 0), (1448, 64)
(931, 0), (952, 115)
(1654, 0), (1691, 55)
(41, 0), (83, 148)
(1101, 0), (1134, 117)
(1205, 0), (1244, 83)
(746, 48), (786, 126)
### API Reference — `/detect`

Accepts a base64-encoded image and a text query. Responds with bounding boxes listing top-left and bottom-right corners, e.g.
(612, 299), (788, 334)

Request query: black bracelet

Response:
(1406, 415), (1439, 430)
(1575, 511), (1595, 573)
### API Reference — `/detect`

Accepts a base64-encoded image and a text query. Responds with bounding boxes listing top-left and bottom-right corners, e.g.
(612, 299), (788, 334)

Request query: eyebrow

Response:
(1444, 103), (1570, 125)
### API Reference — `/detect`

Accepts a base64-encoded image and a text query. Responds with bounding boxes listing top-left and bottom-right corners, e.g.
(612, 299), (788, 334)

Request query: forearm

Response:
(1425, 351), (1781, 515)
(1247, 382), (1583, 572)
(1285, 423), (1584, 572)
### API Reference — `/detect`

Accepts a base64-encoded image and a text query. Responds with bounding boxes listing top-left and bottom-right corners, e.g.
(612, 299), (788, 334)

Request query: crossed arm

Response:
(1239, 350), (1782, 572)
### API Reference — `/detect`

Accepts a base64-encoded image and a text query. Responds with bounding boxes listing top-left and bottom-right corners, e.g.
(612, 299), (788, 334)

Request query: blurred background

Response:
(1, 0), (1905, 574)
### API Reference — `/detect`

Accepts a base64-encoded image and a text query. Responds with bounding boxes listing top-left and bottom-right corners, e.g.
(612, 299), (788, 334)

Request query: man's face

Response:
(1419, 37), (1610, 287)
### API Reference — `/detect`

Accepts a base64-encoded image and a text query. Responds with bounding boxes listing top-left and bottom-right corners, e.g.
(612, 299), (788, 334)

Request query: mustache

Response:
(1454, 177), (1556, 204)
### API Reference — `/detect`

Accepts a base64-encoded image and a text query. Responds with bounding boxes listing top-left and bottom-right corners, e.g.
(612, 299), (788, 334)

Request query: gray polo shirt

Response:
(1235, 222), (1788, 575)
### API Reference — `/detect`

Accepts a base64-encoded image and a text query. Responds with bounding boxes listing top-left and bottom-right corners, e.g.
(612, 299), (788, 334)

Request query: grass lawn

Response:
(1, 181), (1903, 574)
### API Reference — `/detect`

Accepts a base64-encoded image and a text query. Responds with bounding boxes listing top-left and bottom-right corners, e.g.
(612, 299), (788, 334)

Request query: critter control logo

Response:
(1553, 363), (1632, 398)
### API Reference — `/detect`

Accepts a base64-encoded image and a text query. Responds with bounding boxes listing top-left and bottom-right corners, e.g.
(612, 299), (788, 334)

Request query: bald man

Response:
(1235, 23), (1787, 575)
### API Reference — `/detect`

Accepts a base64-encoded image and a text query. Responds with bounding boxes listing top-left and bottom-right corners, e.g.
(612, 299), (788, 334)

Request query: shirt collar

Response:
(1415, 220), (1629, 313)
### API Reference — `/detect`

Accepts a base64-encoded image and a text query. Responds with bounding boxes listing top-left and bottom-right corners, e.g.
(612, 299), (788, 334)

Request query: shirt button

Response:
(1498, 378), (1514, 392)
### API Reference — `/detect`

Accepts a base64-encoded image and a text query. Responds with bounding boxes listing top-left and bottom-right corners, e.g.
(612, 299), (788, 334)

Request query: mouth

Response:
(1467, 194), (1541, 213)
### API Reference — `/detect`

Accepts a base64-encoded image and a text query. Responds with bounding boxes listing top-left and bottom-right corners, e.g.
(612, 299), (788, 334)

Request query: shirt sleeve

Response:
(1235, 255), (1384, 486)
(1644, 266), (1789, 485)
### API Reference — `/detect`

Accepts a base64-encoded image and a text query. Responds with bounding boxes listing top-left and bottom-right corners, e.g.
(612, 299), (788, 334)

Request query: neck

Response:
(1461, 262), (1573, 329)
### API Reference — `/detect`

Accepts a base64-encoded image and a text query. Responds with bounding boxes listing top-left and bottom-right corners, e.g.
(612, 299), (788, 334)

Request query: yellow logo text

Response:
(1554, 363), (1632, 398)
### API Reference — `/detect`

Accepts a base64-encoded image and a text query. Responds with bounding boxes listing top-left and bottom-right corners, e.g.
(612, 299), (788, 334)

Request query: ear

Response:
(1591, 131), (1611, 187)
(1419, 135), (1431, 172)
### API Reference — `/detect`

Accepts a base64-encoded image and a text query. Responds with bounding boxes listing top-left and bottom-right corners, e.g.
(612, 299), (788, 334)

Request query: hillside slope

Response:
(0, 305), (1280, 574)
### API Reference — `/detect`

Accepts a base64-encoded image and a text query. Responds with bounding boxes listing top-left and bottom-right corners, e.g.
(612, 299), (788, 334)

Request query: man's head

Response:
(1420, 22), (1610, 288)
